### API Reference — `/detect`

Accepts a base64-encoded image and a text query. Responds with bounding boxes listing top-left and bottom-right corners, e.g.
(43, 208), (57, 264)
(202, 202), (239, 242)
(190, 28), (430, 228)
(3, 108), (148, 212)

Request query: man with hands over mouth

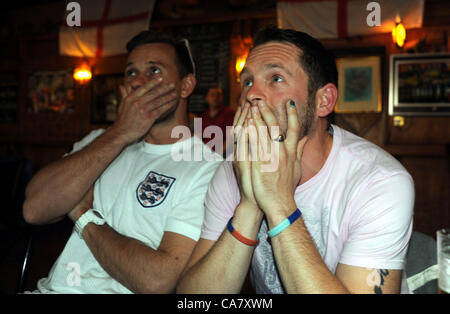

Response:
(23, 31), (222, 293)
(177, 27), (414, 294)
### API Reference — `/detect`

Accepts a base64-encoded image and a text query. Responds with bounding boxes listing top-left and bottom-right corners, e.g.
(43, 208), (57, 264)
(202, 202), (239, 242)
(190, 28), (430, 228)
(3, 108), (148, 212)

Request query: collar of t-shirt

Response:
(140, 136), (201, 155)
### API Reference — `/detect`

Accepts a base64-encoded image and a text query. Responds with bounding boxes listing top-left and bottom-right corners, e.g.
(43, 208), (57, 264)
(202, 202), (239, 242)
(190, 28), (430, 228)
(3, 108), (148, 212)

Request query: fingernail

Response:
(252, 106), (258, 113)
(289, 100), (296, 107)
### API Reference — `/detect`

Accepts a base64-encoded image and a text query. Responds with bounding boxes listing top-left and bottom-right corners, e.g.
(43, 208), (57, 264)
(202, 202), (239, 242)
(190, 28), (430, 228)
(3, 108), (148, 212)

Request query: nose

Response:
(129, 73), (148, 91)
(246, 80), (265, 106)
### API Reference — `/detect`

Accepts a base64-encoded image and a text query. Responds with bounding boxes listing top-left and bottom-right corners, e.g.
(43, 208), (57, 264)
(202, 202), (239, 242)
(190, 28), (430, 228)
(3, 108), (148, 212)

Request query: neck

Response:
(144, 101), (190, 145)
(299, 121), (333, 185)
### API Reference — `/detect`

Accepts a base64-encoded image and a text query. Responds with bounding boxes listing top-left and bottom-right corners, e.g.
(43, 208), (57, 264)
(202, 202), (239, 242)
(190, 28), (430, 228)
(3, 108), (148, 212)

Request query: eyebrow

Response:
(125, 61), (165, 69)
(239, 62), (293, 81)
(263, 63), (293, 76)
(239, 67), (249, 80)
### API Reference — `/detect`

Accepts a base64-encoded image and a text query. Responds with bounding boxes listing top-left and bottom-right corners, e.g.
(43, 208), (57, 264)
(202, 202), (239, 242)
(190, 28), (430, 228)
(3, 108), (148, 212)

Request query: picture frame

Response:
(91, 73), (123, 124)
(27, 70), (74, 114)
(335, 56), (382, 113)
(389, 53), (450, 116)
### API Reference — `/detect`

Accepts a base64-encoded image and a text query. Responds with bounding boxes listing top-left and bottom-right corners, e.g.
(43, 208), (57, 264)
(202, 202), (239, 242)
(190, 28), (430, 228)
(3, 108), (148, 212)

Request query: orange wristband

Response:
(227, 218), (259, 246)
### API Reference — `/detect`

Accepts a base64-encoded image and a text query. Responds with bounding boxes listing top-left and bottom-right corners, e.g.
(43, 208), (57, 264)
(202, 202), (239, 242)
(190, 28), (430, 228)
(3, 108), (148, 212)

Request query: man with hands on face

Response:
(23, 31), (222, 293)
(177, 27), (414, 294)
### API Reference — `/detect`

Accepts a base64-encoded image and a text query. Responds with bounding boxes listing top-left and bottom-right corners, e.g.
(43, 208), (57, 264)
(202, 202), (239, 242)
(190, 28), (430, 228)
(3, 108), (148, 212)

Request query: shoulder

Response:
(333, 125), (411, 181)
(331, 127), (414, 226)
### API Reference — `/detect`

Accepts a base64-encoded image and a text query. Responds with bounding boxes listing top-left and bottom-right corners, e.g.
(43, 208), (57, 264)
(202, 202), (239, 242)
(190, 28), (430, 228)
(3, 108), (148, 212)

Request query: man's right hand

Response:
(232, 102), (260, 212)
(112, 77), (178, 144)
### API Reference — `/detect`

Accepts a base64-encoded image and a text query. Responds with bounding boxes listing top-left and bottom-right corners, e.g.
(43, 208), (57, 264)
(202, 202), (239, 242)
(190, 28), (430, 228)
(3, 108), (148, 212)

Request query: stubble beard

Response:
(277, 96), (316, 139)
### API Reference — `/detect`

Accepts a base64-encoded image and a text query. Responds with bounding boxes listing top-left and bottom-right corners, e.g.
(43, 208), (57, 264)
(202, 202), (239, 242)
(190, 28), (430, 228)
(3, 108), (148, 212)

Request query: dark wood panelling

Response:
(423, 0), (450, 27)
(399, 156), (450, 237)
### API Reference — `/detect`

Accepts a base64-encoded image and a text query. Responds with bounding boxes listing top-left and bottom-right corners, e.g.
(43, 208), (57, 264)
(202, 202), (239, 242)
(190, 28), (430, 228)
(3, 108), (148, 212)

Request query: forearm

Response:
(82, 223), (178, 294)
(23, 128), (128, 224)
(178, 204), (263, 293)
(269, 214), (349, 294)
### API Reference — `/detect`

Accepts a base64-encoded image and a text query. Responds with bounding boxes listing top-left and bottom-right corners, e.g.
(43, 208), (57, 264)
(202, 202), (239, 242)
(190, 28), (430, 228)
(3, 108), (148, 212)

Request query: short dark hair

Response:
(252, 27), (338, 101)
(126, 30), (195, 78)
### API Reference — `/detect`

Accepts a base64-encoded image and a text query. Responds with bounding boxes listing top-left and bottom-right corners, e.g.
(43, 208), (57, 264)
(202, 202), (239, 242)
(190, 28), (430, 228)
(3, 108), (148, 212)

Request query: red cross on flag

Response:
(59, 0), (155, 57)
(277, 0), (424, 39)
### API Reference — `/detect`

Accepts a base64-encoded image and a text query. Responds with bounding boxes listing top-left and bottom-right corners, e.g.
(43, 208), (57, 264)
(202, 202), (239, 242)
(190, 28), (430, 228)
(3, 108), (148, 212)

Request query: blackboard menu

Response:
(0, 72), (18, 123)
(172, 23), (231, 115)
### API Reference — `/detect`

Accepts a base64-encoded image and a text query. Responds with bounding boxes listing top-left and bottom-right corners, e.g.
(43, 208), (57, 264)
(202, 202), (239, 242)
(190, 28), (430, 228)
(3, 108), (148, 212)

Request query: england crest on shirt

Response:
(136, 171), (176, 208)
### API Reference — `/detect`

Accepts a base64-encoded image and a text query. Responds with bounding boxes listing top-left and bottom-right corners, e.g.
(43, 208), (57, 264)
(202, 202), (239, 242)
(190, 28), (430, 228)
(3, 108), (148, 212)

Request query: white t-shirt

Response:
(35, 129), (222, 293)
(201, 125), (414, 294)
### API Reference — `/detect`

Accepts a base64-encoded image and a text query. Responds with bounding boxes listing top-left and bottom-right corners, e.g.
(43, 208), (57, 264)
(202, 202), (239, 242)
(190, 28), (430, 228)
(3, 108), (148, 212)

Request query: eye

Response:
(125, 69), (137, 78)
(150, 67), (161, 74)
(272, 75), (283, 83)
(242, 79), (253, 87)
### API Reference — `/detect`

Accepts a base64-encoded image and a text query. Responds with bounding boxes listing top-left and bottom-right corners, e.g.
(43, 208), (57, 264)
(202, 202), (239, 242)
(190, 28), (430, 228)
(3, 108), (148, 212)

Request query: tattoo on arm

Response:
(374, 269), (389, 294)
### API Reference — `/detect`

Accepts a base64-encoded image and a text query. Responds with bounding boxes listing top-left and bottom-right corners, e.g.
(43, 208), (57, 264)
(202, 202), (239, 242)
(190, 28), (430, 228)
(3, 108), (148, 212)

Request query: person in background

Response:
(200, 86), (235, 156)
(177, 27), (414, 294)
(22, 30), (222, 293)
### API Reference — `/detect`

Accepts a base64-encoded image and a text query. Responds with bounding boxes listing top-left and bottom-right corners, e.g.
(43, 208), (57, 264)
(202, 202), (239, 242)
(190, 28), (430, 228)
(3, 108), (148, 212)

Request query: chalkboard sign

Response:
(172, 23), (231, 115)
(0, 71), (18, 123)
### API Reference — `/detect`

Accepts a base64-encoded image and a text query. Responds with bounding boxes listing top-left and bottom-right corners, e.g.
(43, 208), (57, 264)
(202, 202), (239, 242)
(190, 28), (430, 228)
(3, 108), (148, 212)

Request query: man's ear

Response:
(315, 83), (337, 117)
(180, 74), (197, 99)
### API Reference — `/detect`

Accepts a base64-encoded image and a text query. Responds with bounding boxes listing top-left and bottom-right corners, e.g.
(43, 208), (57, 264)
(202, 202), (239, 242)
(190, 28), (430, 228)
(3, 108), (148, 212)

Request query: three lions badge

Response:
(136, 171), (176, 208)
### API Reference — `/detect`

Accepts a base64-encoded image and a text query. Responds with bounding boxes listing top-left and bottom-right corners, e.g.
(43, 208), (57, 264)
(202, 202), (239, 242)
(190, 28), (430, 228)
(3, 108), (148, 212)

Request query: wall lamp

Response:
(73, 64), (92, 83)
(392, 15), (406, 48)
(235, 36), (252, 83)
(235, 53), (247, 83)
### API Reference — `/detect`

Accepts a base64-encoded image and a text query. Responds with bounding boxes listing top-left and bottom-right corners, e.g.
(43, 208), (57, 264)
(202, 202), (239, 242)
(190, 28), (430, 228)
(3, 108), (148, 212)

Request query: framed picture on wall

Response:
(27, 70), (74, 114)
(335, 56), (382, 113)
(389, 53), (450, 116)
(91, 73), (123, 124)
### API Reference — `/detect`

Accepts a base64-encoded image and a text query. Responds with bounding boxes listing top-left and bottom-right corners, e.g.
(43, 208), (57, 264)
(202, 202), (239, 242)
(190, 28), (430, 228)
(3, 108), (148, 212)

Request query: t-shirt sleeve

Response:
(339, 172), (415, 270)
(201, 161), (240, 241)
(64, 129), (106, 156)
(164, 160), (223, 242)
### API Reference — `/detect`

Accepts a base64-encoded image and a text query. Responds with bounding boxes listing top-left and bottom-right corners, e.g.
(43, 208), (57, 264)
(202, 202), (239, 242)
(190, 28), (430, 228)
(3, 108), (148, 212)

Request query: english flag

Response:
(277, 0), (424, 39)
(59, 0), (155, 57)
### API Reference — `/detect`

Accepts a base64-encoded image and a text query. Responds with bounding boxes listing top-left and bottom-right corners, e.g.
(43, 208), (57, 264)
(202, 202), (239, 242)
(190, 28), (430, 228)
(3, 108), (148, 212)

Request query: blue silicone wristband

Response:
(267, 208), (302, 238)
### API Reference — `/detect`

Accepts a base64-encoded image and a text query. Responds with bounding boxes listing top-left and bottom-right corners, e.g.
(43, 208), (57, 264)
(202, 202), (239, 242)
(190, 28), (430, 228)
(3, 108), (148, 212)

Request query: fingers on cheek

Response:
(138, 90), (177, 113)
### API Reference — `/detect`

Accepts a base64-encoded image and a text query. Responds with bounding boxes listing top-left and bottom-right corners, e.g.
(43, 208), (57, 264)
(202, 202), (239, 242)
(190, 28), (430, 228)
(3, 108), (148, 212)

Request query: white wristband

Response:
(74, 209), (106, 239)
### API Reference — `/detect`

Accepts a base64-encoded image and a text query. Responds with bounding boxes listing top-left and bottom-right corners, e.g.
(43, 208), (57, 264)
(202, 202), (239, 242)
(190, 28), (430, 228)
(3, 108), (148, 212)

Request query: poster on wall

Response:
(27, 70), (74, 114)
